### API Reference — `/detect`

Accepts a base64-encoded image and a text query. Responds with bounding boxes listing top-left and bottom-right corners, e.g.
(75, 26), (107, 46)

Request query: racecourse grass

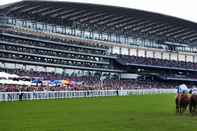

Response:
(0, 94), (197, 131)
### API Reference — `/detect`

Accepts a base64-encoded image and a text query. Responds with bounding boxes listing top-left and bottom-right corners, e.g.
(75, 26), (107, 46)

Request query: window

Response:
(46, 67), (55, 73)
(66, 27), (72, 35)
(26, 65), (36, 71)
(0, 62), (4, 68)
(37, 66), (45, 72)
(16, 19), (23, 27)
(54, 68), (62, 74)
(84, 31), (90, 38)
(163, 52), (170, 60)
(5, 63), (15, 69)
(186, 55), (193, 62)
(170, 53), (178, 61)
(76, 29), (81, 36)
(93, 32), (100, 40)
(47, 25), (53, 32)
(129, 48), (137, 56)
(56, 26), (62, 33)
(138, 49), (145, 57)
(7, 18), (13, 24)
(36, 23), (43, 31)
(121, 48), (128, 55)
(194, 56), (197, 63)
(112, 46), (120, 54)
(146, 50), (153, 58)
(178, 54), (185, 62)
(155, 51), (162, 59)
(102, 33), (108, 41)
(120, 36), (125, 43)
(111, 34), (116, 42)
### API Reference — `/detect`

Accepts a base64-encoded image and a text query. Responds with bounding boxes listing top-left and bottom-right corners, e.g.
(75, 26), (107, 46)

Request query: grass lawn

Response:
(0, 94), (197, 131)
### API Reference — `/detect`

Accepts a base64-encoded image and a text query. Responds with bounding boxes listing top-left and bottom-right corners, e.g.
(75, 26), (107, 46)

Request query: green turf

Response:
(0, 94), (197, 131)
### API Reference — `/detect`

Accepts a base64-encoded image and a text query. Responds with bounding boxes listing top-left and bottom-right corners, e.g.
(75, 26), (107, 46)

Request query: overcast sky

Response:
(0, 0), (197, 23)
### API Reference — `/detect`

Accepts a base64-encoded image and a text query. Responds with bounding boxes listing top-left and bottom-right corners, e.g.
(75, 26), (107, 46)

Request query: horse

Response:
(176, 94), (190, 114)
(189, 95), (197, 114)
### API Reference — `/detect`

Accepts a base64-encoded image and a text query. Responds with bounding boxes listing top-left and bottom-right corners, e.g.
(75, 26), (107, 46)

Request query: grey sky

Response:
(0, 0), (197, 23)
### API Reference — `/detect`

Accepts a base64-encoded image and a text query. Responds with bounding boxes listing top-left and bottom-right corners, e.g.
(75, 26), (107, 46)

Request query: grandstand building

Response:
(0, 0), (197, 85)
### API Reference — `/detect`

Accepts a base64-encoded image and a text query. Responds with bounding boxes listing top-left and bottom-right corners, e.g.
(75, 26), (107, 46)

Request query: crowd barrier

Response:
(0, 88), (176, 102)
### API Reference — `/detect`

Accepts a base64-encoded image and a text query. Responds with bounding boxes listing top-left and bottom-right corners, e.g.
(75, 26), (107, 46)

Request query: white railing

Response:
(0, 88), (176, 102)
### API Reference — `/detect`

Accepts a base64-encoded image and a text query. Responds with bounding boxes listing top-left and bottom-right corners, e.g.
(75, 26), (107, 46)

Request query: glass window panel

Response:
(194, 56), (197, 63)
(84, 31), (90, 38)
(56, 26), (62, 33)
(129, 48), (137, 56)
(26, 65), (36, 71)
(36, 23), (43, 30)
(66, 27), (72, 35)
(155, 51), (161, 59)
(186, 55), (193, 62)
(8, 18), (13, 24)
(116, 35), (120, 43)
(136, 38), (142, 45)
(62, 27), (66, 34)
(102, 33), (108, 40)
(128, 37), (134, 45)
(5, 63), (15, 69)
(146, 50), (153, 58)
(138, 49), (145, 57)
(170, 53), (177, 61)
(16, 19), (23, 27)
(76, 29), (81, 36)
(179, 54), (185, 62)
(121, 48), (128, 55)
(15, 64), (23, 69)
(163, 52), (170, 60)
(93, 32), (99, 40)
(0, 62), (4, 68)
(26, 21), (32, 28)
(46, 67), (55, 72)
(112, 46), (120, 54)
(120, 36), (125, 43)
(111, 34), (116, 42)
(48, 25), (53, 32)
(56, 68), (63, 74)
(37, 66), (45, 72)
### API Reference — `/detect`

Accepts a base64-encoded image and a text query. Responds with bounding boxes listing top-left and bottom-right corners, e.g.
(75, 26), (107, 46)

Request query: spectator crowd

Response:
(118, 55), (197, 70)
(0, 75), (178, 92)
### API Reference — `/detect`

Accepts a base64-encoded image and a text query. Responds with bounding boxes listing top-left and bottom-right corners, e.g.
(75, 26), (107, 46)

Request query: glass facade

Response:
(0, 17), (181, 51)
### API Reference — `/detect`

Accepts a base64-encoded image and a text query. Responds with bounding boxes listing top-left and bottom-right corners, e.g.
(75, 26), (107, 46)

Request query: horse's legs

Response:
(182, 105), (185, 113)
(189, 103), (193, 113)
(194, 104), (197, 114)
(176, 99), (179, 113)
(181, 103), (188, 114)
(176, 104), (179, 113)
(183, 104), (186, 113)
(180, 104), (183, 114)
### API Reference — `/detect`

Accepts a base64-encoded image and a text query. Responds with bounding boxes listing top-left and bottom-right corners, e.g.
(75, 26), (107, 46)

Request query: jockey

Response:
(190, 87), (197, 95)
(176, 84), (189, 96)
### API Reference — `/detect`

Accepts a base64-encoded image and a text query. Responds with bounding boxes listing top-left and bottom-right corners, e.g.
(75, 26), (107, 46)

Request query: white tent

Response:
(0, 72), (19, 79)
(9, 74), (19, 78)
(18, 80), (31, 86)
(0, 72), (10, 79)
(0, 79), (31, 86)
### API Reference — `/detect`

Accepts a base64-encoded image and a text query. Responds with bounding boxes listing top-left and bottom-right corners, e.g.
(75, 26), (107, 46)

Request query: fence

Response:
(0, 88), (176, 102)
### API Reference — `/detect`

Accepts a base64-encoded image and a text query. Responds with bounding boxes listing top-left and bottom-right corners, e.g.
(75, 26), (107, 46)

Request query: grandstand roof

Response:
(1, 0), (197, 46)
